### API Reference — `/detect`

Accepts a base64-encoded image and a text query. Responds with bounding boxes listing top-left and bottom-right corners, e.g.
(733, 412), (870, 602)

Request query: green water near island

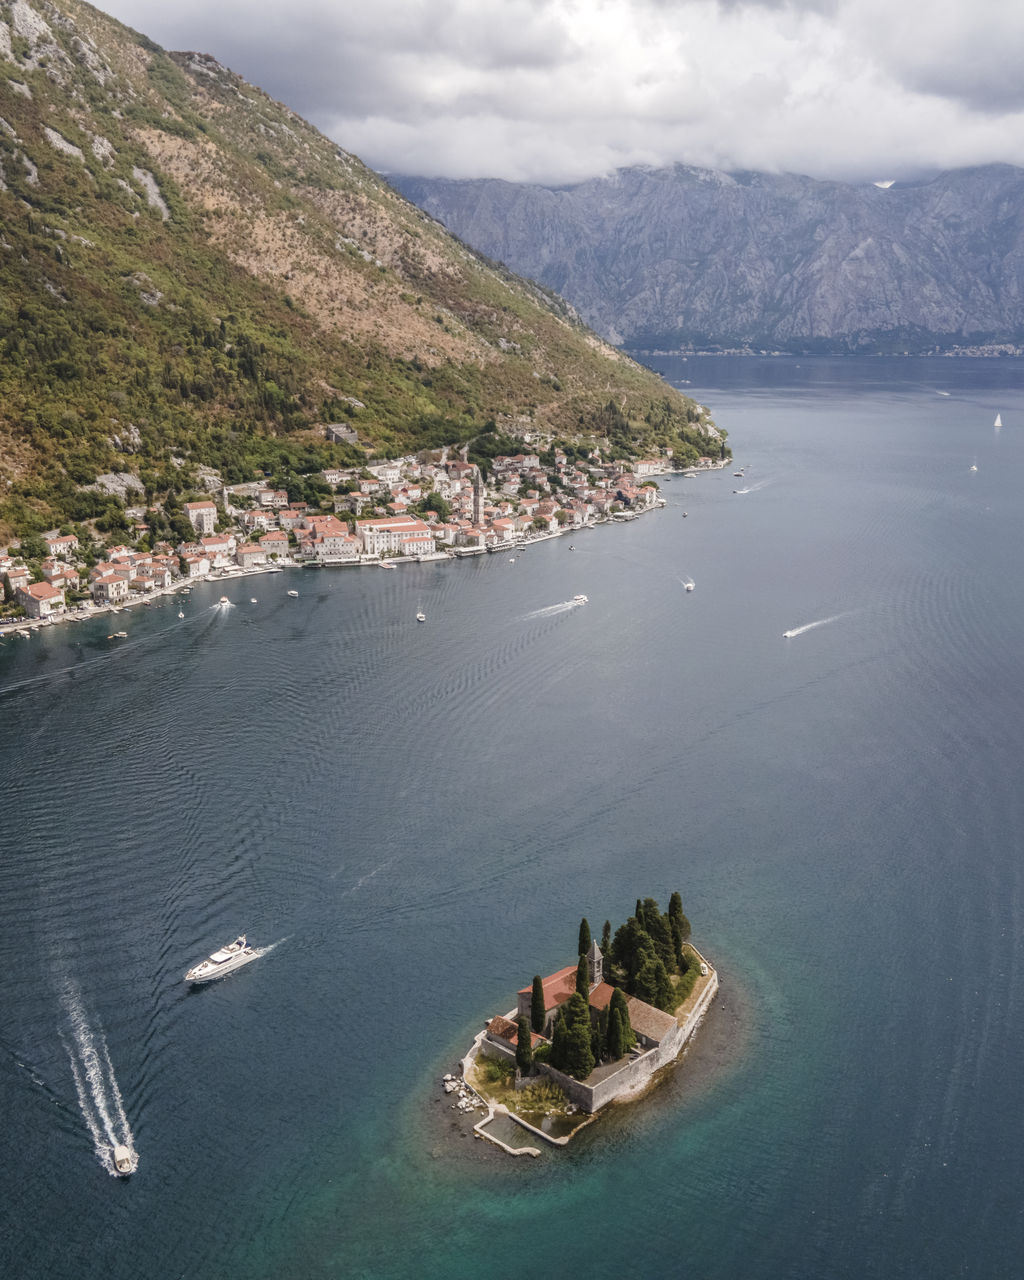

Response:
(3, 357), (1024, 1278)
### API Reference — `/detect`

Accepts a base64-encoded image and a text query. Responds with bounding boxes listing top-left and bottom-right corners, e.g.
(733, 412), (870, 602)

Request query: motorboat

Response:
(287, 589), (299, 598)
(178, 611), (185, 618)
(250, 598), (258, 604)
(185, 935), (258, 984)
(416, 611), (426, 622)
(685, 582), (695, 592)
(219, 596), (229, 604)
(573, 594), (588, 604)
(113, 1143), (137, 1175)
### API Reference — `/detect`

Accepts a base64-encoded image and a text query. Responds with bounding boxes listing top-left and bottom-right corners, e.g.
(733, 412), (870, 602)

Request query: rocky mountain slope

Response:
(0, 1), (714, 541)
(393, 164), (1024, 354)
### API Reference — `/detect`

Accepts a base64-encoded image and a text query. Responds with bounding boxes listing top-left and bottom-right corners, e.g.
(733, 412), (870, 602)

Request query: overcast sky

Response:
(98, 0), (1024, 185)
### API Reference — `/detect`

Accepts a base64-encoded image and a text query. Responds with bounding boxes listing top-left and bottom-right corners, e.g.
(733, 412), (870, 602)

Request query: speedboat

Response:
(185, 935), (259, 984)
(573, 594), (588, 604)
(219, 596), (229, 604)
(250, 598), (257, 604)
(177, 611), (185, 619)
(416, 611), (426, 622)
(113, 1143), (137, 1175)
(685, 582), (695, 592)
(287, 589), (299, 598)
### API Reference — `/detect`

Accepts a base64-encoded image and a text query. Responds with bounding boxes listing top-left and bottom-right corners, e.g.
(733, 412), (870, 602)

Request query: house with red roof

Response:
(17, 581), (65, 619)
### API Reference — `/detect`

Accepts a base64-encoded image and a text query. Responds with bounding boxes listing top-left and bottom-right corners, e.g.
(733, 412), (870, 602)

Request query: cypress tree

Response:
(607, 1006), (624, 1060)
(530, 975), (546, 1034)
(578, 917), (591, 956)
(668, 891), (691, 942)
(562, 1021), (595, 1080)
(564, 991), (591, 1031)
(515, 1016), (533, 1074)
(601, 920), (612, 952)
(576, 952), (590, 999)
(550, 1011), (568, 1068)
(670, 917), (686, 971)
(609, 987), (635, 1055)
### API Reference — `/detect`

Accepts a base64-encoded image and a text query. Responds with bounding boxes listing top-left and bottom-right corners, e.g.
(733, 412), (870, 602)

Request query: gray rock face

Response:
(392, 164), (1024, 352)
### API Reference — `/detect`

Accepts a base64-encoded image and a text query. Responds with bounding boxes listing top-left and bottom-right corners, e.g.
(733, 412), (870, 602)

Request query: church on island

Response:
(476, 932), (719, 1116)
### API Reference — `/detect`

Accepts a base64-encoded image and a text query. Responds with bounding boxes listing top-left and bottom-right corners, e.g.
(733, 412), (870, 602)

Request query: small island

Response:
(448, 895), (718, 1155)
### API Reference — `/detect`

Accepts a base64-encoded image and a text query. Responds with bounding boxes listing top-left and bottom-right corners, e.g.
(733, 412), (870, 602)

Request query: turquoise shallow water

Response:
(2, 357), (1024, 1278)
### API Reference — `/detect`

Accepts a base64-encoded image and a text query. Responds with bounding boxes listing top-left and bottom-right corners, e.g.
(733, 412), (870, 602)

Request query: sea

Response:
(2, 355), (1024, 1279)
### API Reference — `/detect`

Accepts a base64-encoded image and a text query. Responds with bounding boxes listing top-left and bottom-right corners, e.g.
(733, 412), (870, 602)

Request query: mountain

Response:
(392, 164), (1024, 354)
(0, 2), (715, 543)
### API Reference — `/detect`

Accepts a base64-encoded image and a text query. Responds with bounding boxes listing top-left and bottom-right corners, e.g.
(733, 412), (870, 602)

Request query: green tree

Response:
(601, 920), (612, 952)
(668, 891), (691, 942)
(560, 1020), (595, 1080)
(576, 953), (590, 999)
(516, 1016), (533, 1074)
(578, 917), (591, 956)
(530, 975), (546, 1034)
(635, 954), (674, 1010)
(607, 987), (636, 1058)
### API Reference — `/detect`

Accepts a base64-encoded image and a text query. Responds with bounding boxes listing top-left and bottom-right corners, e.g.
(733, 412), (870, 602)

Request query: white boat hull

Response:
(185, 936), (259, 983)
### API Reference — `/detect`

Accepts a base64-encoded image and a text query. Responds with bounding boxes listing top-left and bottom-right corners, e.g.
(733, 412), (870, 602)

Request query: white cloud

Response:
(98, 0), (1024, 183)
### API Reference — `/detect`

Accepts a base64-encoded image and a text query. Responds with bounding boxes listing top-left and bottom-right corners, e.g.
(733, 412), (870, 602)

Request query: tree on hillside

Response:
(530, 975), (546, 1034)
(601, 920), (612, 952)
(578, 917), (591, 956)
(516, 1016), (533, 1074)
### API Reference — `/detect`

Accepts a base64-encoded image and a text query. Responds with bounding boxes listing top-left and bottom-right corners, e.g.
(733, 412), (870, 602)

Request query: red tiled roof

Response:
(588, 982), (616, 1012)
(517, 964), (578, 1011)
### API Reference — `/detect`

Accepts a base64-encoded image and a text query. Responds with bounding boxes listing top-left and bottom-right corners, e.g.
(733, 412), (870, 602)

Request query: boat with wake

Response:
(573, 594), (588, 604)
(113, 1143), (138, 1175)
(185, 935), (258, 984)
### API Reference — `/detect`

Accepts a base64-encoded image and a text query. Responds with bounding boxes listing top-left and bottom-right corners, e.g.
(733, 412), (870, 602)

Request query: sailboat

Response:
(994, 413), (1003, 429)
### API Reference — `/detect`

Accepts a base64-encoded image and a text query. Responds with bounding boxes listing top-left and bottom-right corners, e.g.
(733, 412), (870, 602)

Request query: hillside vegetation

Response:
(0, 0), (718, 543)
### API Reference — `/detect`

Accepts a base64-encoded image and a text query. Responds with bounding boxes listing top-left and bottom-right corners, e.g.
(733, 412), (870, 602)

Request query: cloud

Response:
(98, 0), (1024, 183)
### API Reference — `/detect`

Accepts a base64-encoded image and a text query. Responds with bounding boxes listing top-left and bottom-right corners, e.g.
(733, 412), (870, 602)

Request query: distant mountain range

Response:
(0, 1), (712, 541)
(392, 164), (1024, 354)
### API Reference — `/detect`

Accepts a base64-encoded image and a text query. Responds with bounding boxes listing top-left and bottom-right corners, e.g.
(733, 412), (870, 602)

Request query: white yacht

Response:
(185, 935), (258, 984)
(416, 611), (426, 622)
(573, 594), (588, 604)
(113, 1143), (137, 1175)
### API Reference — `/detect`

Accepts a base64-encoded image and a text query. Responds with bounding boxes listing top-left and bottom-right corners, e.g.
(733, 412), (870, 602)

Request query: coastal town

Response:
(0, 445), (723, 632)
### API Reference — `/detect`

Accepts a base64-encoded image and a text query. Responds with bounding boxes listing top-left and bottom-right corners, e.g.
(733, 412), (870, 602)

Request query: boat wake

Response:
(783, 613), (847, 639)
(0, 605), (223, 700)
(252, 936), (287, 958)
(59, 981), (136, 1176)
(522, 598), (587, 620)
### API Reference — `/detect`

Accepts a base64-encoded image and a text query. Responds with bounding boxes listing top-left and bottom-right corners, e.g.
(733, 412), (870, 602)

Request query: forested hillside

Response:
(0, 0), (716, 542)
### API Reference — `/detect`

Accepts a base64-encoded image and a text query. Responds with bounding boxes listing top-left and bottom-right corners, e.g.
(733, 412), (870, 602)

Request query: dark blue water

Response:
(2, 357), (1024, 1278)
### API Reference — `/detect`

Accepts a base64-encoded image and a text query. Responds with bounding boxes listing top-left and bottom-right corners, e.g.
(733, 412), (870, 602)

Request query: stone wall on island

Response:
(476, 950), (720, 1116)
